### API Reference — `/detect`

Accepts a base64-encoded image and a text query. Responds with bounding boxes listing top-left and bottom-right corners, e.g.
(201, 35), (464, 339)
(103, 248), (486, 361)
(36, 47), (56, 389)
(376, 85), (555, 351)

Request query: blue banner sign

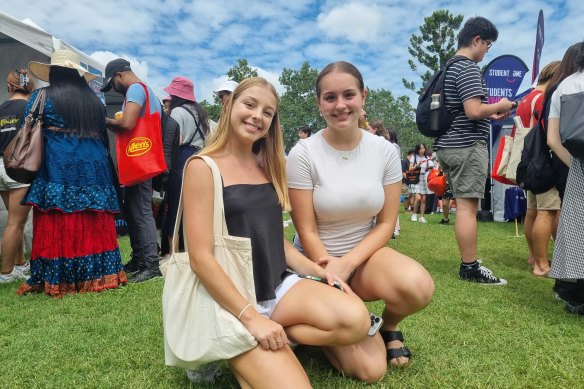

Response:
(483, 55), (529, 105)
(532, 10), (545, 84)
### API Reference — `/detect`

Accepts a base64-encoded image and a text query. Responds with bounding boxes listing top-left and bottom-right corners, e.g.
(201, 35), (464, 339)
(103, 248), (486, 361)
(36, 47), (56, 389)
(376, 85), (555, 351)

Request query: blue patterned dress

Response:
(17, 88), (127, 297)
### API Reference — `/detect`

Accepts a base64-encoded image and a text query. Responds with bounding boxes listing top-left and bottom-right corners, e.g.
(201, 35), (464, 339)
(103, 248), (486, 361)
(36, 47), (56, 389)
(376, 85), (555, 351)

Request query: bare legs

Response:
(454, 198), (479, 262)
(524, 208), (536, 266)
(323, 248), (434, 381)
(1, 188), (31, 274)
(228, 279), (371, 388)
(442, 198), (451, 221)
(413, 193), (427, 219)
(531, 210), (556, 276)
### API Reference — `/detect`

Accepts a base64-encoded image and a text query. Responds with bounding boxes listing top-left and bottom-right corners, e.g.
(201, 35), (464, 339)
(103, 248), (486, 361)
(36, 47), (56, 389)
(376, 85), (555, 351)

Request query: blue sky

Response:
(2, 0), (581, 104)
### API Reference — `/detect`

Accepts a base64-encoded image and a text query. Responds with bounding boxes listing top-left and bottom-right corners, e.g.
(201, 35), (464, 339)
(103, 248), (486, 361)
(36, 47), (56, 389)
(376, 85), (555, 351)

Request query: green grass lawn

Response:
(1, 210), (583, 388)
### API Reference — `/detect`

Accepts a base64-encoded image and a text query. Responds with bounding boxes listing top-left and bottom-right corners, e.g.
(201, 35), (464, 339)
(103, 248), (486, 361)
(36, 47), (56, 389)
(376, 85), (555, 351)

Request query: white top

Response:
(286, 130), (402, 257)
(408, 154), (434, 174)
(550, 71), (584, 118)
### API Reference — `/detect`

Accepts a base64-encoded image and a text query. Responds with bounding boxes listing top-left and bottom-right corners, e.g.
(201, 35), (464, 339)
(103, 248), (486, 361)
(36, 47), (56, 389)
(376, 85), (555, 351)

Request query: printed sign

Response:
(483, 55), (529, 105)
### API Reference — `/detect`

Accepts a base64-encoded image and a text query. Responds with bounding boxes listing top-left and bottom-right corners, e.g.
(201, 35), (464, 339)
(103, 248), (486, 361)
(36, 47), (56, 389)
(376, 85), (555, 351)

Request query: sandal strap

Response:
(380, 330), (404, 343)
(387, 346), (412, 361)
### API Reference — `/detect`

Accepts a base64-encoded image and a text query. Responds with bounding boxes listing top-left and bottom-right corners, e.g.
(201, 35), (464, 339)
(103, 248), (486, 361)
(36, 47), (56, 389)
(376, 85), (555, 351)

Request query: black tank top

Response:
(223, 183), (288, 301)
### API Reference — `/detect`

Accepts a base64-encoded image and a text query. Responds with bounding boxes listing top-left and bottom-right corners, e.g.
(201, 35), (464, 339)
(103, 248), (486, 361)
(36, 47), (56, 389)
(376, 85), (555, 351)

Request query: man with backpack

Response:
(433, 17), (514, 285)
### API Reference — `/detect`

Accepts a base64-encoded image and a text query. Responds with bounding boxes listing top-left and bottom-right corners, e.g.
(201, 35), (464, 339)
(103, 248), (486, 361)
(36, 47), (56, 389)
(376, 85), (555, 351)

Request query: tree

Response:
(200, 99), (222, 122)
(227, 59), (258, 83)
(402, 9), (463, 93)
(278, 61), (325, 150)
(200, 59), (259, 121)
(365, 89), (432, 154)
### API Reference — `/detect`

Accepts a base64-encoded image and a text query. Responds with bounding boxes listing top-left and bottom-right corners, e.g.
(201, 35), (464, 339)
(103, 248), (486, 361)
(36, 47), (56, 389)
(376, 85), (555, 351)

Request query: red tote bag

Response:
(116, 82), (167, 186)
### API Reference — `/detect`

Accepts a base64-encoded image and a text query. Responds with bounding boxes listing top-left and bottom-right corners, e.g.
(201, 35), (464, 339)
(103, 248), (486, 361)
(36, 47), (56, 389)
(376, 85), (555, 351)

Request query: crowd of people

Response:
(0, 13), (583, 387)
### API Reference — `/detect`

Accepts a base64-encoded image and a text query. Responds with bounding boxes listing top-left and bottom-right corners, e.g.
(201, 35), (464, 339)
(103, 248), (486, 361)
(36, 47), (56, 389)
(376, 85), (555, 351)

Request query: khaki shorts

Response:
(401, 183), (409, 197)
(436, 140), (488, 199)
(527, 187), (561, 210)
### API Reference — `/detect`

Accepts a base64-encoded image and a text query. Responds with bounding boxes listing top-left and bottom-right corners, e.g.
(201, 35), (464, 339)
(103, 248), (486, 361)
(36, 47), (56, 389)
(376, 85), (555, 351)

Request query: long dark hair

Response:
(47, 67), (105, 137)
(169, 96), (210, 135)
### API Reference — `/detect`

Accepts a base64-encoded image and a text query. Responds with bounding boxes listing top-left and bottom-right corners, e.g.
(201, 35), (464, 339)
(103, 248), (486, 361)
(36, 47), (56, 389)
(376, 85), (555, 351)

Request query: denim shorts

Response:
(436, 140), (488, 199)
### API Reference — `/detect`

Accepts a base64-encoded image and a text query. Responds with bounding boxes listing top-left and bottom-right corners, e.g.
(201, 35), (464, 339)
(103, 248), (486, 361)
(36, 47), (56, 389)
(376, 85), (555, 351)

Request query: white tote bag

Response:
(161, 155), (257, 370)
(506, 93), (542, 183)
(495, 135), (514, 177)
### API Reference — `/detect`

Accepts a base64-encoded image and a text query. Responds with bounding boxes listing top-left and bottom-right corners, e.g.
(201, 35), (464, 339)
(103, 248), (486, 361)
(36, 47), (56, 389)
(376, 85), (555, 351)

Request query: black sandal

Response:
(380, 330), (412, 364)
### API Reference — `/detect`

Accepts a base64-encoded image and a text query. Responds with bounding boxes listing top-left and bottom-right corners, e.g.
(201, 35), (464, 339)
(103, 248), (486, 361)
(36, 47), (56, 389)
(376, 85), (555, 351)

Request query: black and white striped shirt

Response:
(434, 55), (490, 149)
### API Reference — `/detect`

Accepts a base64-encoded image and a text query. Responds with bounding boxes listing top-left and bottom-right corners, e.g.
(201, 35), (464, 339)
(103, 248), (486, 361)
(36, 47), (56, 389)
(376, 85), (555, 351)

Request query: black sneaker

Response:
(130, 267), (162, 283)
(439, 218), (450, 224)
(565, 302), (584, 315)
(124, 258), (141, 273)
(459, 263), (507, 285)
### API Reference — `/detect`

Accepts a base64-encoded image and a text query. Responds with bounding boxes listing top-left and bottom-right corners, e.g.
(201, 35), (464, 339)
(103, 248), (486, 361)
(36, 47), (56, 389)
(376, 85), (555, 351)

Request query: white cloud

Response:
(89, 51), (150, 83)
(317, 2), (382, 43)
(2, 0), (582, 109)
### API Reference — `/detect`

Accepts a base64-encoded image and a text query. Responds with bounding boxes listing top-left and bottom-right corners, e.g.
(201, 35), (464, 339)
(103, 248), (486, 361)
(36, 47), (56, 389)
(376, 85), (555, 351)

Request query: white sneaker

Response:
(0, 268), (29, 283)
(411, 214), (418, 222)
(393, 229), (400, 237)
(15, 261), (30, 277)
(419, 217), (427, 223)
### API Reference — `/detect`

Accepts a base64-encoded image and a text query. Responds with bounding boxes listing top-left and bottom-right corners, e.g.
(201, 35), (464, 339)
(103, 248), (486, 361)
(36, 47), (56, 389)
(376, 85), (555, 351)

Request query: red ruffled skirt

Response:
(17, 209), (127, 298)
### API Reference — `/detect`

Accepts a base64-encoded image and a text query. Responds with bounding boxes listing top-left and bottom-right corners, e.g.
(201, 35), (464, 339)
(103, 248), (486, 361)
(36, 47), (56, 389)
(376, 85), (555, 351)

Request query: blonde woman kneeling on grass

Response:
(182, 77), (371, 388)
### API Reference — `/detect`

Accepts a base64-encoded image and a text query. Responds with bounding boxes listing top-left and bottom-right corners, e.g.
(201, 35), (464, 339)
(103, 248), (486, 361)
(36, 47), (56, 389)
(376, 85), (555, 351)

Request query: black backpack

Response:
(152, 114), (180, 193)
(416, 57), (467, 138)
(515, 117), (556, 194)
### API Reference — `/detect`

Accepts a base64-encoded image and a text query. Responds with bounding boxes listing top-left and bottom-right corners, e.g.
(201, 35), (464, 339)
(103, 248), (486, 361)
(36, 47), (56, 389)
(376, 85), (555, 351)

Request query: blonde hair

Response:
(200, 77), (290, 210)
(537, 61), (560, 85)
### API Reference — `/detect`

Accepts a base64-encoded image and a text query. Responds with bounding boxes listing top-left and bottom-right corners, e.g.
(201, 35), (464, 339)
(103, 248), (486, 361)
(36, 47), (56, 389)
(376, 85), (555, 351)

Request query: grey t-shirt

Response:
(286, 130), (402, 257)
(169, 105), (206, 148)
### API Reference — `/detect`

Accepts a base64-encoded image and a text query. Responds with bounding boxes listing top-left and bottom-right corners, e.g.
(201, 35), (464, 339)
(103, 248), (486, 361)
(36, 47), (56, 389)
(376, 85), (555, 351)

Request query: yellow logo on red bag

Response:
(126, 137), (152, 156)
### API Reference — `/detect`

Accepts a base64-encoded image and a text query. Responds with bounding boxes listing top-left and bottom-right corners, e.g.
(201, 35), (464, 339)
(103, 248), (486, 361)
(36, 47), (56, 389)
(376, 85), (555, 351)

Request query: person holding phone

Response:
(182, 77), (373, 387)
(287, 61), (435, 381)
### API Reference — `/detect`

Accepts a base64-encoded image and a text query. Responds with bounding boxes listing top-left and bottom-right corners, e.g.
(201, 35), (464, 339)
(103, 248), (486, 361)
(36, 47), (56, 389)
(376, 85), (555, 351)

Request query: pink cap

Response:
(163, 76), (196, 102)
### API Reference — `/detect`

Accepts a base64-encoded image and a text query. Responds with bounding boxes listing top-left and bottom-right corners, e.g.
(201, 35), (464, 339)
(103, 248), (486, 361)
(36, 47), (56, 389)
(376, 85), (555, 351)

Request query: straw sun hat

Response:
(28, 49), (97, 82)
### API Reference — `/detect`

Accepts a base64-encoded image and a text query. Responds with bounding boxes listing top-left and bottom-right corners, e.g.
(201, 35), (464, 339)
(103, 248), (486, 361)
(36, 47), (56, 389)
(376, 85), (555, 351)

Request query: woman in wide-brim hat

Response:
(16, 49), (127, 297)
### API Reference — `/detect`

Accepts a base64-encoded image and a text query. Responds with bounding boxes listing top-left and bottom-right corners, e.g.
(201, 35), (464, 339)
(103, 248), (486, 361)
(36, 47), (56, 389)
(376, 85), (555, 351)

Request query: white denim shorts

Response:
(256, 274), (301, 318)
(0, 158), (29, 191)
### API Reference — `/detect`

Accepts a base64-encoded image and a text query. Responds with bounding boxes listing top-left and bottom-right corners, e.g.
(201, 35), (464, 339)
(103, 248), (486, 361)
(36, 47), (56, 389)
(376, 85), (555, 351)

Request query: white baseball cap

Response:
(214, 80), (238, 94)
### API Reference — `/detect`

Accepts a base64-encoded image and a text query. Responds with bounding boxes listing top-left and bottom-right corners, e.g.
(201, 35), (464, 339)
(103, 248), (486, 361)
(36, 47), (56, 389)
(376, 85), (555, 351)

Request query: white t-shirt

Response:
(286, 130), (402, 257)
(550, 71), (584, 119)
(408, 155), (434, 174)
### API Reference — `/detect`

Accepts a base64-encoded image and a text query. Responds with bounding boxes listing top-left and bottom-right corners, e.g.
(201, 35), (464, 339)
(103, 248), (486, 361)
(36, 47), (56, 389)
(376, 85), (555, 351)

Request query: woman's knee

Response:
(333, 297), (370, 344)
(349, 357), (387, 384)
(397, 266), (435, 309)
